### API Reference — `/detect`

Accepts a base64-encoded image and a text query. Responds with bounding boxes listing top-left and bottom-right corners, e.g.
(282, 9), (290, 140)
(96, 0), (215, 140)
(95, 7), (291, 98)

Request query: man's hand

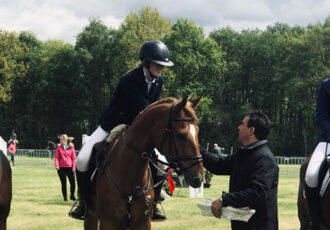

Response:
(211, 199), (223, 218)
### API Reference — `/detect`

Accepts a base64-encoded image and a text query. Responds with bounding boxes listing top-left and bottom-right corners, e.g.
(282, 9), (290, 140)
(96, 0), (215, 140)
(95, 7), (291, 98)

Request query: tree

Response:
(74, 18), (120, 133)
(117, 7), (172, 71)
(0, 30), (27, 103)
(164, 19), (227, 145)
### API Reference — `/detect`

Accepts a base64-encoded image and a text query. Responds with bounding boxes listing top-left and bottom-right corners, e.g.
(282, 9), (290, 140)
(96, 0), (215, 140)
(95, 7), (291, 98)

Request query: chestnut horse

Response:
(298, 155), (330, 230)
(84, 97), (204, 230)
(0, 151), (12, 230)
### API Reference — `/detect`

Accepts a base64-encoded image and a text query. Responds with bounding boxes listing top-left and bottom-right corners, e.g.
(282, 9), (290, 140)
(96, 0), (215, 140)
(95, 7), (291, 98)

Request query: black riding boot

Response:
(152, 202), (167, 222)
(305, 185), (321, 230)
(69, 171), (90, 220)
(154, 176), (165, 202)
(152, 175), (166, 221)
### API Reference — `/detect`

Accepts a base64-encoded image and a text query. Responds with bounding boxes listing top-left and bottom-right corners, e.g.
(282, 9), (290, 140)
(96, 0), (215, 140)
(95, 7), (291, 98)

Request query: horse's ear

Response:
(173, 96), (189, 114)
(189, 96), (202, 108)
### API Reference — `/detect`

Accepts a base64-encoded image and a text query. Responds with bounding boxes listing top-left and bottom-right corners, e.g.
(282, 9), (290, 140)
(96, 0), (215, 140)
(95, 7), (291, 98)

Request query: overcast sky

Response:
(0, 0), (329, 43)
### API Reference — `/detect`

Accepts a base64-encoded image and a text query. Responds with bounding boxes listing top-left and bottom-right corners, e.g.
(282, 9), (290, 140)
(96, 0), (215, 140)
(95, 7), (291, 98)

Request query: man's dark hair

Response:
(245, 109), (273, 140)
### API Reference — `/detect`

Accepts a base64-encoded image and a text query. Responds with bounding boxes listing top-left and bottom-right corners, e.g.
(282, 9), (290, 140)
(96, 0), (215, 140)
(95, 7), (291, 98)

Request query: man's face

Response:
(238, 116), (254, 144)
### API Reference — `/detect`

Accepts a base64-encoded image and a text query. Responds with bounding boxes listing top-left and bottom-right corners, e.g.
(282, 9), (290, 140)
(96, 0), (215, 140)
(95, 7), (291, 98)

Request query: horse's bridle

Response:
(158, 103), (203, 174)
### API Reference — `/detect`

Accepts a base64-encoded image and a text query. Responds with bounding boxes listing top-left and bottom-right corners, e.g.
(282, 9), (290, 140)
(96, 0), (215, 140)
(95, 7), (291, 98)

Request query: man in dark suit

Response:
(202, 110), (279, 230)
(70, 40), (174, 220)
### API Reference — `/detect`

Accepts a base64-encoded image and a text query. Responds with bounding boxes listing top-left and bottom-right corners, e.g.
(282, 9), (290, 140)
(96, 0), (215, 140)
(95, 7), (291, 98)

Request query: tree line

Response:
(0, 7), (329, 156)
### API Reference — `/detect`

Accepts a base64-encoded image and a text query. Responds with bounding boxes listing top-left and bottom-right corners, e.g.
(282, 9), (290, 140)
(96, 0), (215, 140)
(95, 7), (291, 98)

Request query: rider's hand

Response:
(211, 199), (222, 218)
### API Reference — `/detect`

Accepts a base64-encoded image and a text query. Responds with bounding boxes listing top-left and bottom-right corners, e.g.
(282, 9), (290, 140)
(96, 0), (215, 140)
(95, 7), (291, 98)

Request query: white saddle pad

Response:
(106, 124), (129, 143)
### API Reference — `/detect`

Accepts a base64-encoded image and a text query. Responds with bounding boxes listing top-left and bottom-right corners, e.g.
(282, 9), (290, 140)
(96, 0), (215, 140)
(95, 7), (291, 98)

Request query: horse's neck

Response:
(108, 124), (153, 194)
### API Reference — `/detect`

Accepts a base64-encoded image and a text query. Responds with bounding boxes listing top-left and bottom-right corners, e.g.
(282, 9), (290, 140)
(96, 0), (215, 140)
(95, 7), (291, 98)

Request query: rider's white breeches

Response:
(305, 142), (329, 188)
(76, 126), (109, 172)
(154, 148), (168, 176)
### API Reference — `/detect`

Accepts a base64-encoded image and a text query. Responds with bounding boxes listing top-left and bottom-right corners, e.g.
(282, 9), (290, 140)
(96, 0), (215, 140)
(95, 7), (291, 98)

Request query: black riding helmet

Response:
(139, 40), (174, 67)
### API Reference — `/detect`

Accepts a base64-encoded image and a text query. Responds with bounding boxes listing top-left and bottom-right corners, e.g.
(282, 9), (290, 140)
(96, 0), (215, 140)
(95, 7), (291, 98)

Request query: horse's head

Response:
(151, 97), (204, 188)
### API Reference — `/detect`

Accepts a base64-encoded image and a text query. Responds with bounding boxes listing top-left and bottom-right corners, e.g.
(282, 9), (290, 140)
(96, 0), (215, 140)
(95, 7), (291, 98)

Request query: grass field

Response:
(6, 162), (301, 230)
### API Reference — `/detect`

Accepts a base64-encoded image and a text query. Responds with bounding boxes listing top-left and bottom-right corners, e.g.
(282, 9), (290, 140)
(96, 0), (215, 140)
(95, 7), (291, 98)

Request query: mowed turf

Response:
(7, 163), (301, 230)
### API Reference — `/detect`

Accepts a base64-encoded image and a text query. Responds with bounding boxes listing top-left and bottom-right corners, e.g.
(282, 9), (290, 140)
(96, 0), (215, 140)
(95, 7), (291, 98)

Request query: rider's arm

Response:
(71, 147), (76, 171)
(316, 79), (330, 139)
(54, 147), (60, 169)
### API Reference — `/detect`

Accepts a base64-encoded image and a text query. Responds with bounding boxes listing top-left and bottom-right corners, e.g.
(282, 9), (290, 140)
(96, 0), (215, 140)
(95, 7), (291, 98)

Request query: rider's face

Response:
(149, 62), (165, 77)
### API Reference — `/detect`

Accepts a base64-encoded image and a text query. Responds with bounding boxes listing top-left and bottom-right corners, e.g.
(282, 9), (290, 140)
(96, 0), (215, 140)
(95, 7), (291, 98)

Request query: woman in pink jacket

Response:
(55, 134), (76, 201)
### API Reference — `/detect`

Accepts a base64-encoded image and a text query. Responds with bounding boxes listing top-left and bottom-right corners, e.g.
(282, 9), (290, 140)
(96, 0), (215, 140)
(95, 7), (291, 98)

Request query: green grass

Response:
(7, 163), (301, 230)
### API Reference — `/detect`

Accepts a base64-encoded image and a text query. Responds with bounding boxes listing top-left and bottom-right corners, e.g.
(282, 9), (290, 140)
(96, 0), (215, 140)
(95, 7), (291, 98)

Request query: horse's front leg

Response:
(0, 220), (7, 230)
(131, 218), (151, 230)
(131, 194), (153, 230)
(99, 218), (125, 230)
(84, 211), (98, 230)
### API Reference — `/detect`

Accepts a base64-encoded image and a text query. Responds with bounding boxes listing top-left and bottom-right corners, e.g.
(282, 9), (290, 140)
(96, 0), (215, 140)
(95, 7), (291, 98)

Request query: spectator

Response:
(55, 134), (76, 201)
(213, 143), (227, 157)
(8, 134), (18, 166)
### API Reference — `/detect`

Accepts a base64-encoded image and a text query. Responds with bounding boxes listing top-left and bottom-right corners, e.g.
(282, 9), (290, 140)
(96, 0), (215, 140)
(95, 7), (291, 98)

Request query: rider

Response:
(305, 77), (330, 229)
(69, 40), (174, 221)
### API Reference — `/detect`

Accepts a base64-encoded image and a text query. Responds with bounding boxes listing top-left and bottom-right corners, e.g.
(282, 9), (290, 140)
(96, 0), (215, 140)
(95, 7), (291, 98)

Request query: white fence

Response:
(7, 149), (308, 173)
(12, 149), (55, 166)
(275, 156), (306, 165)
(16, 149), (54, 158)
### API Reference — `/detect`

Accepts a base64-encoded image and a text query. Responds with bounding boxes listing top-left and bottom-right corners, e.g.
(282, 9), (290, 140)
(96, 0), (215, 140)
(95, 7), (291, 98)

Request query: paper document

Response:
(197, 199), (256, 222)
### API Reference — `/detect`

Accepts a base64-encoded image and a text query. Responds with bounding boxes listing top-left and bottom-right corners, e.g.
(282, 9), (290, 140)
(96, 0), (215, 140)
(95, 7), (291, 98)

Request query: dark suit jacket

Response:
(99, 67), (163, 132)
(202, 140), (279, 230)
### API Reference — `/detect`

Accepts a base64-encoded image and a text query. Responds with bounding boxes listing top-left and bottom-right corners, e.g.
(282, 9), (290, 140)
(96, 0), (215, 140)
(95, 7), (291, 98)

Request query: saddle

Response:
(88, 124), (129, 182)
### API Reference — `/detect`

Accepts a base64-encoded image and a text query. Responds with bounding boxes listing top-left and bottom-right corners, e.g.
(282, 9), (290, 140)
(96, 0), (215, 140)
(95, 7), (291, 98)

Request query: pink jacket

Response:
(54, 145), (76, 169)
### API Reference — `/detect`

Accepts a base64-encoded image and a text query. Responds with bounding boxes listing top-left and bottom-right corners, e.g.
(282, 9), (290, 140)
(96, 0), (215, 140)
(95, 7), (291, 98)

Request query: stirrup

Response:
(68, 200), (87, 220)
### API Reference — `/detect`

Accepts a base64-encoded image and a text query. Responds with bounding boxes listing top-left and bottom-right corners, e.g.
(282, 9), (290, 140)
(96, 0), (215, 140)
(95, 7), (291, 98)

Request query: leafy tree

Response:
(0, 30), (27, 103)
(117, 7), (172, 71)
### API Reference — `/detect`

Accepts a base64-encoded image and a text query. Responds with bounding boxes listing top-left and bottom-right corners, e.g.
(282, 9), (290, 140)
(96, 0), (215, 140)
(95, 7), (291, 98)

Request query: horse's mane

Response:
(140, 97), (198, 122)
